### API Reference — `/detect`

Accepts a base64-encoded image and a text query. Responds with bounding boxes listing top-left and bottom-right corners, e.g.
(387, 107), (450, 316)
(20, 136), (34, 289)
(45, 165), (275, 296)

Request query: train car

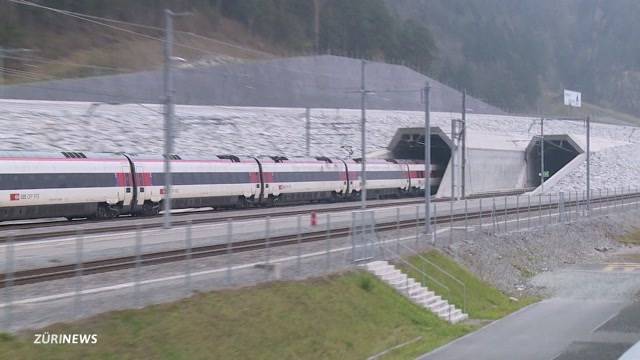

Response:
(258, 156), (349, 204)
(126, 154), (262, 214)
(345, 159), (410, 199)
(403, 161), (443, 195)
(0, 151), (133, 221)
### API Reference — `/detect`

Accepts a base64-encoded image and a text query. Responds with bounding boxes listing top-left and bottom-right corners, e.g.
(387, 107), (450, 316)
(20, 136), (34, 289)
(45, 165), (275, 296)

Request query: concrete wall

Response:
(0, 55), (502, 114)
(437, 148), (527, 198)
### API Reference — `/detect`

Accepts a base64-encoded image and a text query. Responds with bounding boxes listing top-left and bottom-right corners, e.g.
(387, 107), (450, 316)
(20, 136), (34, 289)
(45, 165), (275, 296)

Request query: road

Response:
(420, 260), (640, 360)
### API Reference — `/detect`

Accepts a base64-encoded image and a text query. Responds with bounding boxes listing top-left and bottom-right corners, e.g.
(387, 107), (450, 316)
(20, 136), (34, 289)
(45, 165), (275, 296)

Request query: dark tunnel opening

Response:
(526, 137), (581, 188)
(391, 133), (451, 194)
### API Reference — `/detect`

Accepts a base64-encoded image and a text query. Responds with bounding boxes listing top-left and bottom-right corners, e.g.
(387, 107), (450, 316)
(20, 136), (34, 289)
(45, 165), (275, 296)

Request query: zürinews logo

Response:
(33, 332), (98, 345)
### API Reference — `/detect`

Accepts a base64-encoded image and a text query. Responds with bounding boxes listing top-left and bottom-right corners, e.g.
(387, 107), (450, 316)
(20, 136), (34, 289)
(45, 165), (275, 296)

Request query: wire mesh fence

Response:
(1, 186), (639, 332)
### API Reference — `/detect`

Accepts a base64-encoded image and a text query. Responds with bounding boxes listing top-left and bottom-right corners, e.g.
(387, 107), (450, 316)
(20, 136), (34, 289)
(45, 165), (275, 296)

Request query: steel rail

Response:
(0, 188), (533, 242)
(1, 190), (636, 288)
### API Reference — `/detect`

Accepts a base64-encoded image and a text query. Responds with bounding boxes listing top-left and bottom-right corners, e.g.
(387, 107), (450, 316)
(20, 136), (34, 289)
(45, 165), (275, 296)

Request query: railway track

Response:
(1, 191), (637, 288)
(0, 188), (533, 242)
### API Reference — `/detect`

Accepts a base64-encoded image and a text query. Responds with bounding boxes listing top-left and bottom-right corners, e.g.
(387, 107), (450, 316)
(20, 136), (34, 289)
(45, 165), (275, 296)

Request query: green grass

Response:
(619, 228), (640, 245)
(0, 272), (476, 360)
(399, 250), (538, 320)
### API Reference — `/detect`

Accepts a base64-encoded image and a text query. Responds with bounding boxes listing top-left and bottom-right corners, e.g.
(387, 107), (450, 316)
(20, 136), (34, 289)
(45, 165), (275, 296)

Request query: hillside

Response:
(3, 1), (640, 121)
(0, 0), (436, 82)
(386, 0), (640, 118)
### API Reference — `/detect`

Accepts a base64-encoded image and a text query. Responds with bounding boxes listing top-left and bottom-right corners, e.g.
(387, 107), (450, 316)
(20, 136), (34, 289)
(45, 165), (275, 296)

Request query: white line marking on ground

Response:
(0, 234), (422, 308)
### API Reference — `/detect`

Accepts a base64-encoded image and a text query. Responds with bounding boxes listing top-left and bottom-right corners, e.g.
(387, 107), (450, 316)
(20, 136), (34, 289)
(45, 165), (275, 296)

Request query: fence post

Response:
(74, 231), (84, 320)
(464, 199), (468, 241)
(396, 207), (400, 254)
(326, 213), (331, 271)
(548, 193), (553, 225)
(449, 198), (454, 245)
(557, 193), (562, 223)
(516, 195), (519, 231)
(185, 221), (192, 294)
(527, 195), (531, 229)
(226, 220), (232, 285)
(415, 205), (420, 247)
(265, 216), (271, 280)
(433, 203), (438, 245)
(576, 190), (581, 215)
(134, 226), (142, 308)
(567, 191), (572, 222)
(538, 194), (543, 229)
(479, 198), (483, 229)
(3, 233), (14, 331)
(350, 212), (356, 262)
(492, 197), (497, 234)
(504, 196), (508, 232)
(296, 215), (302, 276)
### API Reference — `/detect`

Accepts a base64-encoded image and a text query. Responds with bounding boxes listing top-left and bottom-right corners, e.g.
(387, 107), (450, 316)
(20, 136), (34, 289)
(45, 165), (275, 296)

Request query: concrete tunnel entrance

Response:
(525, 135), (582, 188)
(387, 127), (452, 194)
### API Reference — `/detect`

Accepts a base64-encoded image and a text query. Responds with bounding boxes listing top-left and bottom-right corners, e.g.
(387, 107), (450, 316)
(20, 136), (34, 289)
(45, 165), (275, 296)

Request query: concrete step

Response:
(422, 295), (442, 306)
(366, 261), (388, 270)
(383, 272), (407, 283)
(375, 266), (399, 275)
(365, 260), (468, 324)
(427, 300), (448, 312)
(395, 282), (422, 293)
(411, 290), (435, 303)
(450, 313), (469, 324)
(374, 267), (399, 277)
(436, 306), (458, 319)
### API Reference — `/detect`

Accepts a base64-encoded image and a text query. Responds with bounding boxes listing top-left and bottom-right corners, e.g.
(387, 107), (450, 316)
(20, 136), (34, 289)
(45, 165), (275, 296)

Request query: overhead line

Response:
(9, 0), (272, 58)
(9, 0), (218, 57)
(2, 54), (132, 72)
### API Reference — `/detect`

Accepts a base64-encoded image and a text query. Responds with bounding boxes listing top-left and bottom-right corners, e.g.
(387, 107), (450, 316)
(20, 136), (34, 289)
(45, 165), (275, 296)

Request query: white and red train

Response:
(0, 151), (443, 221)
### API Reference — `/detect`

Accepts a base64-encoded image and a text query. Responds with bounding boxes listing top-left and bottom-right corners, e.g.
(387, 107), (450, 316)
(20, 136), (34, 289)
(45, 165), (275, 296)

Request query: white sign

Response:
(564, 89), (581, 107)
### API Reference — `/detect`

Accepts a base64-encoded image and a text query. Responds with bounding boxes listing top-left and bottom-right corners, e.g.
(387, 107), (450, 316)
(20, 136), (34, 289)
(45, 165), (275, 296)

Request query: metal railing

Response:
(379, 244), (453, 322)
(2, 187), (640, 332)
(396, 241), (466, 313)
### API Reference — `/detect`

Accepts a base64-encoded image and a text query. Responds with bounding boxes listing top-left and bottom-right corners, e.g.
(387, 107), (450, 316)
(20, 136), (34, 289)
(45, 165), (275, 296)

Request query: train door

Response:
(135, 165), (152, 206)
(118, 166), (134, 204)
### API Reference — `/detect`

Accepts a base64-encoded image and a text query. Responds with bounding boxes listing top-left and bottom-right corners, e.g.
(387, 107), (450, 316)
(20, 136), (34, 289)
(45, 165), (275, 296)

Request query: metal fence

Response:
(1, 186), (639, 332)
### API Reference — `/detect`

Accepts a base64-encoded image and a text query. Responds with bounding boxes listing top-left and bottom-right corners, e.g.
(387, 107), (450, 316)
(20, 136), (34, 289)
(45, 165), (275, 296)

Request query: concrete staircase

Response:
(365, 261), (469, 324)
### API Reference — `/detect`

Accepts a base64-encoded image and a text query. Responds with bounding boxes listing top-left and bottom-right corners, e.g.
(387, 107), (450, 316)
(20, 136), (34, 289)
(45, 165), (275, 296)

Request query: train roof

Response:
(0, 150), (126, 160)
(126, 153), (257, 163)
(257, 156), (343, 164)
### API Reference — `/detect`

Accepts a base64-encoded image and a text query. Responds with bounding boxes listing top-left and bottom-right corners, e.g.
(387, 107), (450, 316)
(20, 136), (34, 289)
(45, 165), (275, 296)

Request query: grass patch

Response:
(0, 272), (475, 360)
(399, 250), (538, 320)
(618, 228), (640, 245)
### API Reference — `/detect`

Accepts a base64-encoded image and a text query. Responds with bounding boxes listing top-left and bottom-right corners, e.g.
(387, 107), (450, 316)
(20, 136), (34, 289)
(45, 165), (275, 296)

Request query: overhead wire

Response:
(9, 0), (220, 57)
(17, 5), (275, 58)
(0, 67), (159, 103)
(9, 0), (356, 86)
(2, 54), (133, 72)
(8, 0), (416, 102)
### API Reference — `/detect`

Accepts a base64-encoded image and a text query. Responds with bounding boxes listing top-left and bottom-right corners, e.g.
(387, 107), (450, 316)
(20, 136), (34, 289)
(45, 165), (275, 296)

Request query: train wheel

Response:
(95, 205), (110, 219)
(142, 202), (159, 216)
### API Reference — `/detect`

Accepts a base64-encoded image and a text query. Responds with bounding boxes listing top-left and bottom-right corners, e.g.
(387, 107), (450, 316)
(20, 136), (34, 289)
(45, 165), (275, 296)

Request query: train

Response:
(0, 150), (443, 222)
